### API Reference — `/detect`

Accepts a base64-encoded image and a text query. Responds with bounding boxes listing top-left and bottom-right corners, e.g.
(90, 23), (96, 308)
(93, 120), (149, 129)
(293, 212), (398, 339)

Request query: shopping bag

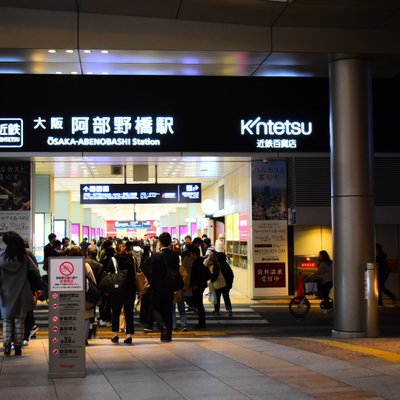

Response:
(212, 271), (226, 290)
(135, 269), (150, 296)
(208, 282), (217, 305)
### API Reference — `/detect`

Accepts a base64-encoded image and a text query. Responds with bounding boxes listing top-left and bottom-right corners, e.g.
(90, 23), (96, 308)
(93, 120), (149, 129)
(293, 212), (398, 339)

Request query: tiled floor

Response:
(1, 335), (399, 400)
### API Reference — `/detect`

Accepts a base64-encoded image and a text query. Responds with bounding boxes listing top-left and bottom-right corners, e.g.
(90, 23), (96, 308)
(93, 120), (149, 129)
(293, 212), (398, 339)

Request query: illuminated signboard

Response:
(240, 118), (313, 150)
(0, 118), (23, 147)
(80, 183), (201, 204)
(300, 262), (317, 269)
(115, 221), (152, 229)
(0, 75), (331, 154)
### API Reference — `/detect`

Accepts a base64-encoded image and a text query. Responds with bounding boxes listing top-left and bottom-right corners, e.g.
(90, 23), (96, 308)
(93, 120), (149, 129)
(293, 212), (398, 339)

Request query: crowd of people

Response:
(38, 231), (235, 346)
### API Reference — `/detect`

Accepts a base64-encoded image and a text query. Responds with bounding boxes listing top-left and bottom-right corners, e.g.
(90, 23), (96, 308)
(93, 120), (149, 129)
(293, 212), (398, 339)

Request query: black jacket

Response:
(217, 253), (234, 289)
(150, 248), (180, 297)
(190, 257), (211, 289)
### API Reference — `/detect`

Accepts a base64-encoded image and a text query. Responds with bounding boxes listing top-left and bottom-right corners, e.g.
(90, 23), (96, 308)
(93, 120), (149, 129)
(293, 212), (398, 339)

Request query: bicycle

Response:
(289, 280), (333, 317)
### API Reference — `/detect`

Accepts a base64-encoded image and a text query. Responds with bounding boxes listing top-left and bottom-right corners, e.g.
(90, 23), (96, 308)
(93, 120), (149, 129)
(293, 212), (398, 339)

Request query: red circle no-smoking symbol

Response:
(59, 261), (74, 276)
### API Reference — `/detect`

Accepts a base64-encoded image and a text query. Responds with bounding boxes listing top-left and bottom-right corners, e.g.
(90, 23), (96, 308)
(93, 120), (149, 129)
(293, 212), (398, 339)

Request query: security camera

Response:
(263, 159), (269, 164)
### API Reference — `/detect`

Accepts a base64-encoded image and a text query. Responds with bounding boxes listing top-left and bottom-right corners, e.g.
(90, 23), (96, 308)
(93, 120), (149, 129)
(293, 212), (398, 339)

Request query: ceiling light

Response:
(101, 50), (109, 54)
(55, 71), (63, 75)
(48, 50), (56, 53)
(86, 72), (94, 75)
(71, 71), (78, 75)
(66, 50), (74, 54)
(102, 72), (109, 75)
(83, 50), (91, 54)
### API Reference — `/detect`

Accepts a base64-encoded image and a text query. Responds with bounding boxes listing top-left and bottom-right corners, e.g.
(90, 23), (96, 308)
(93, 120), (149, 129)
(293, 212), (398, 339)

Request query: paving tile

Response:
(326, 367), (384, 380)
(1, 337), (400, 400)
(347, 374), (400, 389)
(55, 383), (121, 400)
(112, 380), (184, 400)
(0, 385), (57, 400)
(316, 392), (384, 400)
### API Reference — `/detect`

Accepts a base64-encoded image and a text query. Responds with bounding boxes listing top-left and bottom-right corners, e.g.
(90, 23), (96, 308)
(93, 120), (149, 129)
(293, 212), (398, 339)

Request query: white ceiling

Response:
(0, 0), (399, 78)
(34, 155), (250, 221)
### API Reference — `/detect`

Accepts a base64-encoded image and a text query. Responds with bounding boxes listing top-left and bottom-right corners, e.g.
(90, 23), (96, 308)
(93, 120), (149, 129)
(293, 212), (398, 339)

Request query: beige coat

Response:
(85, 262), (96, 320)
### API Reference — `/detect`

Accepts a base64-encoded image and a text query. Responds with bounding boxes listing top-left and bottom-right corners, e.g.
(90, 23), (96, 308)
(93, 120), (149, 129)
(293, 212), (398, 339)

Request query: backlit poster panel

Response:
(252, 160), (288, 296)
(239, 212), (249, 241)
(0, 161), (31, 252)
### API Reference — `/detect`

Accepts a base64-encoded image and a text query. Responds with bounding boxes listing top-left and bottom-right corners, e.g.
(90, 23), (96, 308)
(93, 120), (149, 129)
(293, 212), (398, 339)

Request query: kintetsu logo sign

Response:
(0, 118), (23, 147)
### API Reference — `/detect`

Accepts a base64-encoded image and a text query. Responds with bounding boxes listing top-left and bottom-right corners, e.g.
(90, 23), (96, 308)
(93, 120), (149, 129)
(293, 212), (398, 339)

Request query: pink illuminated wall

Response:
(179, 225), (188, 239)
(190, 223), (197, 237)
(83, 226), (89, 238)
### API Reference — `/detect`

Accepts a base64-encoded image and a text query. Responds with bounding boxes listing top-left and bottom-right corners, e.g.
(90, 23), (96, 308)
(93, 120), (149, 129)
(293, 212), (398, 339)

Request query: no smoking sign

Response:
(59, 261), (75, 276)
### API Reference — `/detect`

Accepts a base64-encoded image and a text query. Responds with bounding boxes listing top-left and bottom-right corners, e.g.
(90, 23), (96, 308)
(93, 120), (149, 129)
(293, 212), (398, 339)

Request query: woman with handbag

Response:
(0, 231), (36, 356)
(108, 243), (136, 344)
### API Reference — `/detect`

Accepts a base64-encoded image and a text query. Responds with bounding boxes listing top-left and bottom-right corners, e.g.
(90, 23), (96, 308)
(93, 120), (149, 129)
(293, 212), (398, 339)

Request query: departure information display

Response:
(80, 183), (201, 204)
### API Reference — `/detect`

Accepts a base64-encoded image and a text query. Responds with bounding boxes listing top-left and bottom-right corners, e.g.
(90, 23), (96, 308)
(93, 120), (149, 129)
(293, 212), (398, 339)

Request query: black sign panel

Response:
(80, 183), (201, 204)
(0, 75), (330, 153)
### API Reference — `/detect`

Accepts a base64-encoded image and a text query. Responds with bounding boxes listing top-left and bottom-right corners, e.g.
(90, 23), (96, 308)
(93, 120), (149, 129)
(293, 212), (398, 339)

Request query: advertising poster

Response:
(0, 161), (31, 252)
(239, 212), (249, 241)
(252, 160), (288, 292)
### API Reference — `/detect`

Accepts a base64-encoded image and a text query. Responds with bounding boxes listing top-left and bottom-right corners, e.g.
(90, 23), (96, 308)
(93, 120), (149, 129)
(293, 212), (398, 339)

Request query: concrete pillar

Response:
(34, 174), (54, 245)
(35, 175), (53, 213)
(329, 58), (375, 336)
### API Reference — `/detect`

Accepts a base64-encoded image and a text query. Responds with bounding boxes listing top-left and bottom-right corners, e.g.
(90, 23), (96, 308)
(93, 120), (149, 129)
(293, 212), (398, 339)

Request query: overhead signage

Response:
(0, 118), (23, 147)
(241, 118), (313, 149)
(80, 183), (201, 204)
(115, 220), (152, 229)
(48, 257), (85, 379)
(1, 114), (174, 149)
(0, 75), (331, 154)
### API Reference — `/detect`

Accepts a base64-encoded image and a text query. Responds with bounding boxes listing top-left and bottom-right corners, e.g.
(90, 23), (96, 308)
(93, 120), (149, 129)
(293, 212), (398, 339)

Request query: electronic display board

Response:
(80, 183), (201, 204)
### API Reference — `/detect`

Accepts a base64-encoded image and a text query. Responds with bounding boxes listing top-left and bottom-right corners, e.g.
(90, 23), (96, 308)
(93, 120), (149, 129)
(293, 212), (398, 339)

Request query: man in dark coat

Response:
(150, 232), (180, 342)
(43, 233), (57, 271)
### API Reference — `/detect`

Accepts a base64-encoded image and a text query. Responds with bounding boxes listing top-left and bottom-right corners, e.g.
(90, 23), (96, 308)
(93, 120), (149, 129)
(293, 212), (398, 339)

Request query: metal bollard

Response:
(365, 262), (379, 338)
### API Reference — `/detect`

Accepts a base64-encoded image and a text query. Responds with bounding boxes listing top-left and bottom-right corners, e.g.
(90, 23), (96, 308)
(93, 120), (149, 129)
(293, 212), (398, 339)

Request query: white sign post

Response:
(48, 257), (86, 378)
